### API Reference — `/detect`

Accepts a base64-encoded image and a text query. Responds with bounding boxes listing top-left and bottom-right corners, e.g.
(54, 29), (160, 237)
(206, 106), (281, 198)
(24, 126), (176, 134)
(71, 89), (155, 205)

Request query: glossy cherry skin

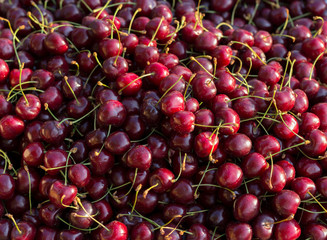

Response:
(274, 219), (301, 240)
(69, 200), (95, 229)
(130, 222), (153, 240)
(11, 221), (36, 240)
(304, 223), (327, 240)
(186, 223), (209, 240)
(273, 114), (299, 140)
(216, 162), (243, 190)
(0, 219), (12, 240)
(254, 135), (281, 157)
(22, 142), (44, 167)
(43, 149), (68, 176)
(295, 157), (323, 180)
(97, 100), (127, 127)
(226, 222), (252, 240)
(89, 148), (114, 175)
(40, 121), (67, 146)
(86, 176), (108, 200)
(233, 194), (260, 222)
(147, 134), (168, 160)
(68, 164), (91, 188)
(258, 65), (280, 86)
(211, 45), (233, 68)
(44, 32), (68, 55)
(192, 74), (217, 103)
(215, 107), (240, 135)
(272, 190), (301, 218)
(160, 90), (185, 116)
(0, 115), (24, 139)
(194, 132), (219, 158)
(0, 173), (15, 199)
(48, 180), (78, 208)
(149, 168), (174, 193)
(291, 177), (316, 200)
(169, 178), (194, 205)
(15, 94), (41, 120)
(311, 103), (327, 131)
(16, 167), (40, 194)
(252, 212), (276, 240)
(105, 131), (131, 155)
(301, 129), (327, 157)
(260, 165), (286, 193)
(126, 145), (152, 171)
(224, 133), (252, 158)
(241, 152), (268, 178)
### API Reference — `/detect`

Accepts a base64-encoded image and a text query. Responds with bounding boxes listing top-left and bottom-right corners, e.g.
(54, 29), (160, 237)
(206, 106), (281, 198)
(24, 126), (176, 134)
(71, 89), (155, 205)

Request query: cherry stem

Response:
(229, 41), (267, 65)
(6, 214), (21, 234)
(268, 153), (274, 190)
(148, 16), (165, 46)
(128, 8), (142, 34)
(230, 0), (240, 26)
(279, 9), (289, 35)
(95, 0), (112, 19)
(183, 73), (196, 100)
(194, 160), (211, 199)
(0, 149), (16, 175)
(307, 191), (327, 214)
(231, 55), (243, 74)
(216, 22), (233, 30)
(255, 87), (277, 131)
(309, 51), (325, 80)
(248, 0), (260, 24)
(189, 56), (216, 79)
(131, 128), (156, 143)
(71, 61), (80, 76)
(118, 72), (154, 95)
(0, 17), (20, 43)
(64, 76), (80, 104)
(118, 168), (137, 200)
(280, 52), (291, 90)
(93, 52), (103, 68)
(110, 4), (123, 39)
(143, 183), (159, 198)
(313, 16), (324, 37)
(24, 165), (33, 214)
(130, 184), (142, 215)
(172, 151), (187, 183)
(44, 103), (59, 121)
(64, 149), (75, 185)
(245, 57), (252, 80)
(156, 75), (184, 105)
(75, 197), (110, 231)
(70, 103), (101, 125)
(57, 215), (101, 232)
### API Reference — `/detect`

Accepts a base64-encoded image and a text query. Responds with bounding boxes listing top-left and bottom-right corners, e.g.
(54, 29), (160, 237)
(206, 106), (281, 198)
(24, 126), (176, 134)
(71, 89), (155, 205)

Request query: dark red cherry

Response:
(126, 145), (152, 171)
(216, 162), (243, 190)
(11, 221), (36, 240)
(15, 94), (41, 120)
(97, 100), (127, 127)
(192, 74), (217, 103)
(160, 90), (185, 116)
(0, 173), (15, 200)
(0, 115), (24, 139)
(69, 200), (95, 229)
(241, 152), (268, 178)
(254, 135), (281, 157)
(215, 107), (240, 135)
(274, 219), (301, 240)
(194, 131), (219, 158)
(224, 133), (252, 158)
(226, 222), (252, 240)
(44, 32), (68, 55)
(105, 131), (131, 155)
(273, 190), (301, 218)
(233, 194), (260, 222)
(48, 180), (77, 208)
(170, 178), (194, 205)
(68, 164), (91, 188)
(261, 165), (286, 192)
(301, 129), (327, 157)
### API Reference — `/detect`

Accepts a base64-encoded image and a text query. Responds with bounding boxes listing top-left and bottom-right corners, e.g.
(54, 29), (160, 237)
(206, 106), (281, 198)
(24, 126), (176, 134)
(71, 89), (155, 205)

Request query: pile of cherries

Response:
(2, 0), (327, 239)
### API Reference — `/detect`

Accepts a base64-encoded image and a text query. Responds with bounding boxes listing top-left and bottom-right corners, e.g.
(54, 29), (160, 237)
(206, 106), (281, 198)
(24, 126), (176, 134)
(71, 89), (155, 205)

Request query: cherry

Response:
(86, 176), (108, 200)
(194, 109), (214, 131)
(292, 89), (309, 114)
(159, 73), (186, 94)
(68, 164), (91, 188)
(40, 120), (67, 146)
(233, 194), (260, 222)
(194, 131), (219, 158)
(224, 133), (252, 158)
(226, 222), (252, 240)
(0, 115), (24, 140)
(214, 69), (236, 94)
(117, 73), (143, 96)
(273, 190), (301, 218)
(241, 152), (268, 178)
(48, 180), (77, 208)
(191, 74), (217, 103)
(97, 100), (127, 127)
(22, 142), (44, 167)
(0, 173), (15, 200)
(211, 45), (233, 68)
(261, 165), (286, 192)
(10, 221), (36, 240)
(69, 200), (95, 229)
(254, 135), (281, 157)
(93, 199), (113, 223)
(39, 86), (63, 112)
(295, 157), (323, 180)
(258, 65), (280, 86)
(232, 97), (258, 119)
(186, 223), (209, 240)
(304, 223), (327, 240)
(274, 219), (301, 240)
(273, 114), (299, 140)
(133, 189), (158, 214)
(126, 145), (152, 171)
(194, 31), (218, 52)
(148, 168), (174, 193)
(89, 148), (114, 175)
(160, 90), (185, 116)
(105, 131), (131, 155)
(182, 23), (203, 44)
(252, 212), (276, 240)
(216, 162), (243, 190)
(301, 129), (327, 157)
(16, 167), (40, 194)
(44, 32), (68, 55)
(311, 103), (327, 131)
(169, 178), (194, 204)
(215, 107), (240, 135)
(43, 149), (68, 176)
(130, 222), (153, 240)
(145, 62), (169, 87)
(170, 111), (195, 134)
(134, 45), (159, 68)
(147, 134), (168, 160)
(0, 219), (12, 240)
(56, 229), (84, 240)
(15, 94), (41, 120)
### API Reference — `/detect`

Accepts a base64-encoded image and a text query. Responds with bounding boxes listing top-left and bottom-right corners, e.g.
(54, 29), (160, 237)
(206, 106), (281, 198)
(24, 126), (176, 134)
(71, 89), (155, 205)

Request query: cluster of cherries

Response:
(1, 0), (327, 239)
